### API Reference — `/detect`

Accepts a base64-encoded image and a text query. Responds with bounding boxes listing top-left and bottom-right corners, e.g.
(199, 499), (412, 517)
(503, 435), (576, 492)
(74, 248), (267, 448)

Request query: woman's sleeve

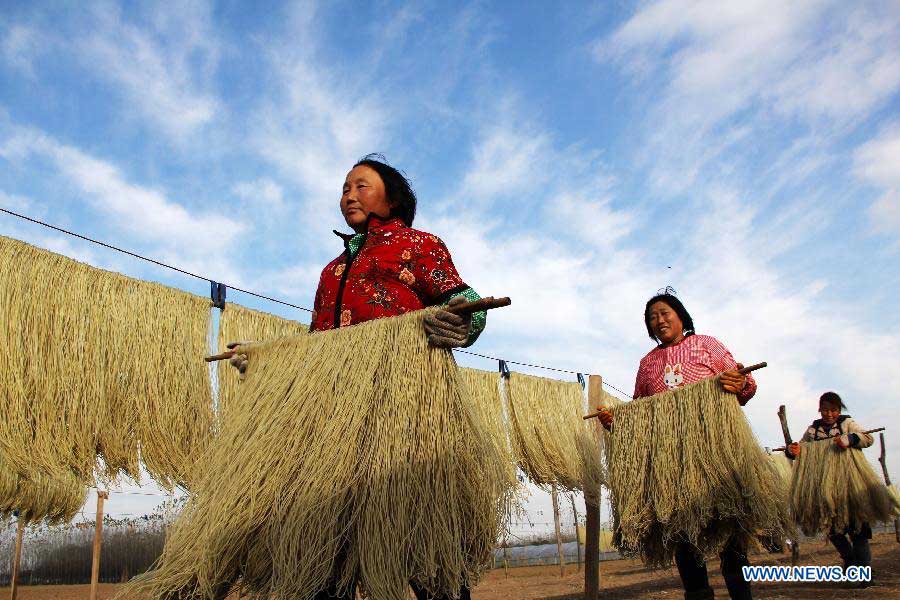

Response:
(414, 234), (486, 346)
(842, 418), (875, 449)
(308, 271), (326, 333)
(708, 337), (757, 404)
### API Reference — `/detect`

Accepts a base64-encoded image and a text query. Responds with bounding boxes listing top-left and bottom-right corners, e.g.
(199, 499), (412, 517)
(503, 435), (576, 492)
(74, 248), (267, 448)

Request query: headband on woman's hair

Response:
(656, 285), (677, 296)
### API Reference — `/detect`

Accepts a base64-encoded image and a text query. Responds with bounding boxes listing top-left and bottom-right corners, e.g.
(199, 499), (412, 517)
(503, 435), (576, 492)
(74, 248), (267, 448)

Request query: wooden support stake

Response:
(502, 530), (510, 578)
(569, 493), (582, 572)
(776, 405), (800, 565)
(9, 515), (24, 600)
(777, 405), (793, 446)
(551, 484), (566, 576)
(877, 432), (900, 543)
(90, 491), (108, 600)
(584, 374), (602, 600)
(772, 427), (886, 452)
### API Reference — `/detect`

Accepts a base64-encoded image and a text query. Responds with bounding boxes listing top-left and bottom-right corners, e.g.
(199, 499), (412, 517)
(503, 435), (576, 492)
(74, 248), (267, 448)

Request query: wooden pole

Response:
(90, 491), (108, 600)
(502, 530), (510, 577)
(9, 514), (24, 600)
(777, 405), (793, 446)
(776, 405), (801, 565)
(772, 427), (886, 452)
(569, 493), (582, 571)
(877, 432), (900, 543)
(584, 362), (768, 420)
(205, 296), (513, 362)
(584, 375), (603, 600)
(551, 484), (566, 576)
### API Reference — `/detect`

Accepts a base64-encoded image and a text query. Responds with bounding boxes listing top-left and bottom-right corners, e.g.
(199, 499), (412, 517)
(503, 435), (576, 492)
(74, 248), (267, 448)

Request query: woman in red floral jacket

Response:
(309, 154), (485, 345)
(231, 154), (484, 600)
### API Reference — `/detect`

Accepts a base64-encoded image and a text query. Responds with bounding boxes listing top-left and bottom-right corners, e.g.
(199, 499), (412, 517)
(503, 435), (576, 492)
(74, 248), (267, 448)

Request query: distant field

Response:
(2, 532), (898, 599)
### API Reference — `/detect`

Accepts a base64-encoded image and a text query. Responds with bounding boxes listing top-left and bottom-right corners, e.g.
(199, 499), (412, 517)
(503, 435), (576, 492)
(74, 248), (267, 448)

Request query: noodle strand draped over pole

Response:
(457, 368), (518, 491)
(876, 432), (900, 542)
(130, 309), (509, 600)
(0, 458), (87, 524)
(0, 235), (214, 490)
(503, 372), (603, 494)
(607, 377), (791, 567)
(790, 437), (900, 536)
(215, 304), (307, 419)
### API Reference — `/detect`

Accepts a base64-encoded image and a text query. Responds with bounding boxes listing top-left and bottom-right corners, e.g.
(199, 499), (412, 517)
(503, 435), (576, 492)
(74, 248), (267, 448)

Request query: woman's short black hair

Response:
(819, 391), (847, 410)
(644, 291), (695, 343)
(354, 153), (417, 226)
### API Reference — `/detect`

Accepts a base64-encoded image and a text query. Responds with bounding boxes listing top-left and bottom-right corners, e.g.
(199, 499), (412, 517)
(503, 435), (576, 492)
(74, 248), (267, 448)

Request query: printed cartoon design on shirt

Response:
(633, 335), (757, 403)
(663, 363), (685, 389)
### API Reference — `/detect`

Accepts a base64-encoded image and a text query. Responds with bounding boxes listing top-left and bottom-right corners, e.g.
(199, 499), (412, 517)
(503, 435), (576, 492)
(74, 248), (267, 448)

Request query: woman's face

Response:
(648, 300), (684, 346)
(819, 400), (841, 425)
(341, 165), (392, 232)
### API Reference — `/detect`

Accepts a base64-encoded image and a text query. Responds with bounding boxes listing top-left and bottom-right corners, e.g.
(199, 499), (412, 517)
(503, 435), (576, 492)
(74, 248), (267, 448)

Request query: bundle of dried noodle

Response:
(503, 372), (602, 493)
(595, 388), (623, 493)
(129, 310), (508, 600)
(458, 368), (516, 476)
(607, 377), (790, 567)
(0, 455), (87, 524)
(0, 235), (214, 489)
(790, 438), (900, 536)
(768, 452), (793, 489)
(216, 304), (307, 418)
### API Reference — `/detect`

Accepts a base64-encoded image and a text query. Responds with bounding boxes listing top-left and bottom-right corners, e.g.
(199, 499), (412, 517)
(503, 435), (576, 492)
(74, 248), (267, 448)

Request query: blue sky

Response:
(1, 1), (898, 527)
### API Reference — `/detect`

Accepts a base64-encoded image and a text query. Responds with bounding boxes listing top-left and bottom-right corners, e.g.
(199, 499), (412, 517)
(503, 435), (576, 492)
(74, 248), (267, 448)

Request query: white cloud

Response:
(1, 123), (246, 281)
(459, 123), (552, 203)
(854, 123), (900, 233)
(49, 143), (243, 251)
(1, 24), (41, 78)
(74, 2), (220, 139)
(868, 192), (900, 233)
(600, 0), (900, 126)
(250, 3), (391, 240)
(854, 124), (900, 188)
(232, 178), (286, 210)
(595, 1), (900, 193)
(0, 190), (33, 212)
(772, 7), (900, 121)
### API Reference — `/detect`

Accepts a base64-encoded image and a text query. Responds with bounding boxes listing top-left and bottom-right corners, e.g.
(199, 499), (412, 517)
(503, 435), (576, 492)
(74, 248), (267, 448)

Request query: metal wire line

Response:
(1, 206), (633, 397)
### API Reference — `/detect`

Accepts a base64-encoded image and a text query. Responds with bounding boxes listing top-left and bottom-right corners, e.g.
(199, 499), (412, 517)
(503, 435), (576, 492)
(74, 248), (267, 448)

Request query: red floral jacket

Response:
(310, 214), (485, 345)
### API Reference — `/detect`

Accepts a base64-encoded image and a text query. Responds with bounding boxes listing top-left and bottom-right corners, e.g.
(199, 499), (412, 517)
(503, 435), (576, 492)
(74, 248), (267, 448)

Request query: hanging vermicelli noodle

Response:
(215, 304), (307, 419)
(503, 372), (602, 492)
(0, 455), (87, 524)
(458, 368), (517, 482)
(790, 437), (900, 536)
(596, 389), (623, 488)
(0, 235), (214, 489)
(768, 453), (793, 489)
(607, 377), (790, 567)
(128, 309), (508, 600)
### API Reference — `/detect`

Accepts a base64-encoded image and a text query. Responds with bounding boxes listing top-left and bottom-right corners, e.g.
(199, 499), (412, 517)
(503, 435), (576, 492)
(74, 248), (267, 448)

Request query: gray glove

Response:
(226, 341), (253, 380)
(423, 296), (471, 348)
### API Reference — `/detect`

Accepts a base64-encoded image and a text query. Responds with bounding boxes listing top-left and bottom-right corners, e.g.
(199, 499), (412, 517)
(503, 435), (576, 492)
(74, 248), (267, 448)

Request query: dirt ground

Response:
(2, 533), (897, 599)
(472, 532), (900, 599)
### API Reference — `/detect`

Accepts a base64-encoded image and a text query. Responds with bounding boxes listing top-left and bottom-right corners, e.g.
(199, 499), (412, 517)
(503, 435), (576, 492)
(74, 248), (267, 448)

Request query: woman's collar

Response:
(333, 211), (405, 239)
